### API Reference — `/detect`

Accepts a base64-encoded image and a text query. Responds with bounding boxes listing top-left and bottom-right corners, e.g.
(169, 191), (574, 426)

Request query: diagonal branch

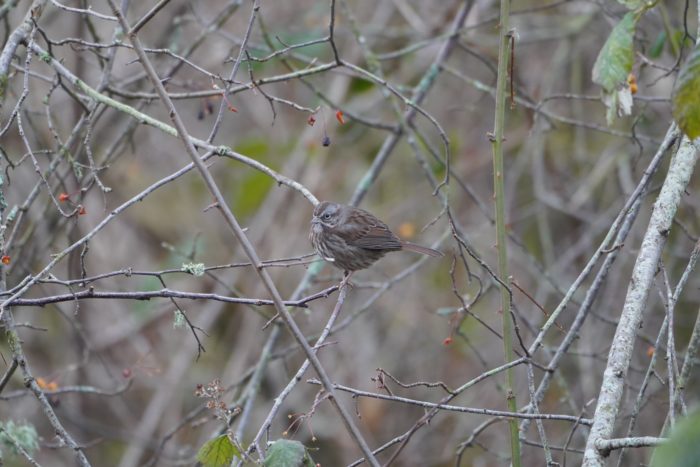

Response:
(582, 137), (698, 466)
(104, 0), (380, 464)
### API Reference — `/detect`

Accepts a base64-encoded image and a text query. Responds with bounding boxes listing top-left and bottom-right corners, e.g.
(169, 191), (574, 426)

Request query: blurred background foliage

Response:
(0, 0), (699, 466)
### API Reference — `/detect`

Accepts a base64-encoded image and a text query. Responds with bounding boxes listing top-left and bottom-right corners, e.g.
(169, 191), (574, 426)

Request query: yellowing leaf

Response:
(672, 43), (700, 139)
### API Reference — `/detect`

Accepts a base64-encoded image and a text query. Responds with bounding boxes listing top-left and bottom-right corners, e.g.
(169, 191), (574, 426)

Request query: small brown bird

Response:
(309, 201), (443, 274)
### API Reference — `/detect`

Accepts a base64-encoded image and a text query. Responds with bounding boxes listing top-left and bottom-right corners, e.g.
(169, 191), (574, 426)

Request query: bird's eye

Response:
(322, 213), (332, 220)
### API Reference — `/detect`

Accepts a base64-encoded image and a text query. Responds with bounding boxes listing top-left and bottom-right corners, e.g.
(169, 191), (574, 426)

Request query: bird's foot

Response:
(339, 271), (355, 290)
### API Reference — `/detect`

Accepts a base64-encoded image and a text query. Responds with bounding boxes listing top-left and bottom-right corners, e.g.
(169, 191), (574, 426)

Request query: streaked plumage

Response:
(310, 201), (442, 272)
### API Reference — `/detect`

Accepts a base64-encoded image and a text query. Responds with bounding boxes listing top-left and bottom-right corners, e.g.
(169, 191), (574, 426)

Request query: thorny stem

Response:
(490, 0), (520, 464)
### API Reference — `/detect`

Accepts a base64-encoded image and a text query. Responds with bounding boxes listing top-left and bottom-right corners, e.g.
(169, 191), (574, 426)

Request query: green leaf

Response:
(649, 31), (666, 58)
(651, 411), (700, 467)
(675, 30), (694, 50)
(196, 434), (240, 467)
(263, 439), (306, 467)
(349, 77), (375, 95)
(672, 42), (700, 139)
(592, 12), (638, 92)
(230, 137), (276, 219)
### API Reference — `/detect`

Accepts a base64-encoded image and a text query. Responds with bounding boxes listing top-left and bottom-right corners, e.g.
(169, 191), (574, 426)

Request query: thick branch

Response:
(595, 436), (666, 456)
(583, 137), (698, 466)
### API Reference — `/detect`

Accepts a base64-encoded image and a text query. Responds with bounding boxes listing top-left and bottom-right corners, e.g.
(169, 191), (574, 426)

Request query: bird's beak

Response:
(311, 216), (321, 225)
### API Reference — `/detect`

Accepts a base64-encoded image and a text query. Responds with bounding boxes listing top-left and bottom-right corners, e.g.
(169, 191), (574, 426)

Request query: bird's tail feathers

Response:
(401, 242), (443, 257)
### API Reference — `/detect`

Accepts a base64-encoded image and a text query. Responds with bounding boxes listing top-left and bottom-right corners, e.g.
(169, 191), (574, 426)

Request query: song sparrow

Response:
(310, 201), (443, 273)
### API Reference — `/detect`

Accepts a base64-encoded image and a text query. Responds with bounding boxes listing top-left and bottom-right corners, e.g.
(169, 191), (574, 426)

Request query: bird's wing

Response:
(338, 214), (402, 250)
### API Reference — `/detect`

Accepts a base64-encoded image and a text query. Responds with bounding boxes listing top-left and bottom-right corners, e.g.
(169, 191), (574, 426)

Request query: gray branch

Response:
(582, 136), (698, 466)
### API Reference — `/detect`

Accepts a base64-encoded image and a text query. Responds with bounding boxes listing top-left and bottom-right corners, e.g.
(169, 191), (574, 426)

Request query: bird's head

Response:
(311, 201), (342, 230)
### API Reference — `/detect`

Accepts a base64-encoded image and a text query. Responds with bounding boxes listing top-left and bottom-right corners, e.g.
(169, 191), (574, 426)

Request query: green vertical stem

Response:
(490, 0), (520, 465)
(658, 1), (680, 57)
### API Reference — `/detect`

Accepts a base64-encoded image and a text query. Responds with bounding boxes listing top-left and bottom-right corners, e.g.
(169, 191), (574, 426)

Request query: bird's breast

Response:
(311, 223), (323, 235)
